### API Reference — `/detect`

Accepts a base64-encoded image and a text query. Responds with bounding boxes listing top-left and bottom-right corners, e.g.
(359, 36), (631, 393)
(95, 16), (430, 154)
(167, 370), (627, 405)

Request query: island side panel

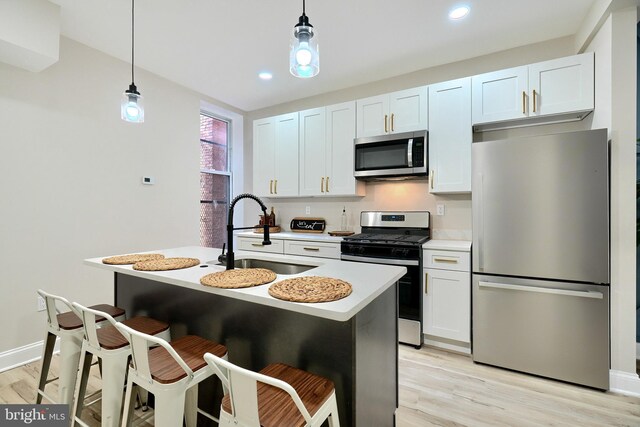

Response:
(354, 284), (399, 426)
(115, 273), (358, 426)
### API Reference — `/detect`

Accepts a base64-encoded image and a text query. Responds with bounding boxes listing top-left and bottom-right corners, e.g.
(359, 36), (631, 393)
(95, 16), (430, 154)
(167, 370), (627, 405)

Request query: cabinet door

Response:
(389, 86), (428, 133)
(253, 117), (276, 197)
(237, 237), (284, 254)
(428, 78), (472, 194)
(299, 108), (326, 196)
(528, 52), (594, 117)
(423, 268), (470, 342)
(356, 94), (389, 137)
(273, 113), (299, 197)
(472, 66), (528, 124)
(326, 101), (363, 196)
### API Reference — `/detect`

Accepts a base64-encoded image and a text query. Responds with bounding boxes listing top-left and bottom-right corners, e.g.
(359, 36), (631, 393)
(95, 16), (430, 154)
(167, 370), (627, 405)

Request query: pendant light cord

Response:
(131, 0), (135, 84)
(302, 0), (306, 16)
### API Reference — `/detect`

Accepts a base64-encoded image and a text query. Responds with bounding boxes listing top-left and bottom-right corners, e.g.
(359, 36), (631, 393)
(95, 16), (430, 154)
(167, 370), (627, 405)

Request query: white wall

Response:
(0, 37), (221, 356)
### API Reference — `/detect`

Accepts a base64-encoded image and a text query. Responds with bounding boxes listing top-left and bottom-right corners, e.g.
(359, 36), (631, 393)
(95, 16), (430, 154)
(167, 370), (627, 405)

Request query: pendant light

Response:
(121, 0), (144, 123)
(290, 0), (319, 78)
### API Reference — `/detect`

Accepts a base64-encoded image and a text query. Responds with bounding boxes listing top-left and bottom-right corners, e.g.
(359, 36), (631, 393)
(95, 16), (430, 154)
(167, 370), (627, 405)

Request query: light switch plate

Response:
(305, 206), (311, 215)
(436, 204), (445, 216)
(37, 295), (46, 312)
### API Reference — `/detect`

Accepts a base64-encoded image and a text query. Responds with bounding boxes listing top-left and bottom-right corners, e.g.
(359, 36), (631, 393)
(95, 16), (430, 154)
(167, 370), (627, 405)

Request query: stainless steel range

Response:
(341, 211), (430, 348)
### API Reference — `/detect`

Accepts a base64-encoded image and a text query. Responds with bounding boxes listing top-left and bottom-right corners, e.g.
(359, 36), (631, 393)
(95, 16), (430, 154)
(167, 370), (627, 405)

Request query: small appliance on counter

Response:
(341, 211), (431, 348)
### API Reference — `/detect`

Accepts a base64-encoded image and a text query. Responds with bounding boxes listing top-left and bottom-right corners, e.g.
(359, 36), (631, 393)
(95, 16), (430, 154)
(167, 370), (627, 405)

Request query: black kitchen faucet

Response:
(218, 193), (271, 270)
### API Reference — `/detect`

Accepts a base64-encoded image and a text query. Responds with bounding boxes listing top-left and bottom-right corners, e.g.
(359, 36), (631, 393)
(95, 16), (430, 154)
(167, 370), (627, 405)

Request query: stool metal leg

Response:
(36, 332), (56, 404)
(71, 347), (93, 424)
(57, 333), (83, 405)
(155, 390), (187, 427)
(100, 351), (129, 427)
(121, 378), (136, 427)
(184, 385), (198, 427)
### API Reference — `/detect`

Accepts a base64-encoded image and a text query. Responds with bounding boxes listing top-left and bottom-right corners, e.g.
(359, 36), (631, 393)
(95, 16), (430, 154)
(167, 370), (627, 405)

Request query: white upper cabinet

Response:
(528, 53), (594, 117)
(471, 66), (528, 124)
(428, 78), (472, 194)
(356, 87), (428, 137)
(472, 52), (594, 128)
(299, 102), (364, 197)
(253, 112), (299, 198)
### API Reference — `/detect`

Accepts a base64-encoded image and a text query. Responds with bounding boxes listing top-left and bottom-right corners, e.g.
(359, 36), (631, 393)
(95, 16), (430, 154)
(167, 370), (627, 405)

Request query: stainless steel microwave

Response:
(354, 130), (428, 179)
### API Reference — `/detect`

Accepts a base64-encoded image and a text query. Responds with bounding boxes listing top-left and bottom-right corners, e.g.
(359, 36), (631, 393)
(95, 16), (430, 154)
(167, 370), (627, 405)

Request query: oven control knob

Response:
(357, 246), (366, 255)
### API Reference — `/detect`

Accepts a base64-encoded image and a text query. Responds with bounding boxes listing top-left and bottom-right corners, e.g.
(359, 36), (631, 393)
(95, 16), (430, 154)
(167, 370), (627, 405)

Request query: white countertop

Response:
(84, 246), (405, 322)
(423, 240), (472, 252)
(236, 230), (345, 243)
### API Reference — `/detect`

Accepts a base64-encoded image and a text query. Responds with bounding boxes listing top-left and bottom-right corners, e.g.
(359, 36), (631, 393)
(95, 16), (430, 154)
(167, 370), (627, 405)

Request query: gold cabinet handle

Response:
(269, 180), (273, 194)
(391, 113), (395, 132)
(303, 247), (320, 251)
(321, 177), (325, 193)
(522, 91), (526, 115)
(433, 257), (459, 264)
(251, 243), (264, 247)
(430, 170), (434, 190)
(325, 176), (329, 192)
(384, 114), (388, 133)
(533, 89), (537, 113)
(274, 180), (277, 194)
(425, 272), (428, 294)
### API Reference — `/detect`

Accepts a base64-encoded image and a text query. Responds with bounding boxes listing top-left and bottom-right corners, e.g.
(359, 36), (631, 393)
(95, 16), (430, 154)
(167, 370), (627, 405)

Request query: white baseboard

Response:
(423, 335), (471, 355)
(0, 339), (59, 373)
(610, 370), (640, 397)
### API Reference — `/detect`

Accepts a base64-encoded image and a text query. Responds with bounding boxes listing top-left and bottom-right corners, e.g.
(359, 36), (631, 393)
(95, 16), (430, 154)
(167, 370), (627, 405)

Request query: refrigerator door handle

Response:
(477, 173), (484, 272)
(478, 281), (604, 299)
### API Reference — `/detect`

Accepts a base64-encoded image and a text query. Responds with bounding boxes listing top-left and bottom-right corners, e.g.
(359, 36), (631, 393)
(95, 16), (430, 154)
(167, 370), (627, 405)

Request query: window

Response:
(200, 113), (231, 248)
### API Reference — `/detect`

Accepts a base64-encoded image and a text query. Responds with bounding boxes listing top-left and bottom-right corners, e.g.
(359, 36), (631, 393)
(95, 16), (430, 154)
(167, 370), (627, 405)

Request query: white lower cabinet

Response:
(236, 235), (341, 259)
(423, 246), (471, 346)
(284, 240), (341, 259)
(237, 237), (284, 254)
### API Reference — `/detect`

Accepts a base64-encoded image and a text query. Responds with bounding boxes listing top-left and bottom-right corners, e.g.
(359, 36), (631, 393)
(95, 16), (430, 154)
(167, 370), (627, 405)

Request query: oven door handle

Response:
(341, 254), (419, 266)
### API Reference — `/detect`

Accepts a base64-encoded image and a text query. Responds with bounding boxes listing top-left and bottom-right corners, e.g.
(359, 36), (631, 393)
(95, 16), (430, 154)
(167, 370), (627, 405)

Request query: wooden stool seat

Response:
(57, 304), (125, 330)
(148, 335), (227, 384)
(221, 363), (335, 427)
(96, 316), (170, 350)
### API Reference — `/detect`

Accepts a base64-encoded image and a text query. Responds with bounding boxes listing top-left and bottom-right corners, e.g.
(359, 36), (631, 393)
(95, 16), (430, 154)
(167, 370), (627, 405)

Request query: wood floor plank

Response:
(1, 346), (639, 426)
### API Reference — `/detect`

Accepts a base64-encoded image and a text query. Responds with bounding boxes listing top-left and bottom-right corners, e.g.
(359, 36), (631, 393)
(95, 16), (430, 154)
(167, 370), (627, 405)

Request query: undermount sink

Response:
(214, 258), (316, 275)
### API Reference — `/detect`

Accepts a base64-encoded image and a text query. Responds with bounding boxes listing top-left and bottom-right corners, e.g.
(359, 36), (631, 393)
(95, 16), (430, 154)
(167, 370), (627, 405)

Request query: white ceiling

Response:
(50, 0), (596, 112)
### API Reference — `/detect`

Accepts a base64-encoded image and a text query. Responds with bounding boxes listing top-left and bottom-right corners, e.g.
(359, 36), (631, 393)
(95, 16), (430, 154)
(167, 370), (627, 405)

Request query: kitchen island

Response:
(85, 246), (405, 427)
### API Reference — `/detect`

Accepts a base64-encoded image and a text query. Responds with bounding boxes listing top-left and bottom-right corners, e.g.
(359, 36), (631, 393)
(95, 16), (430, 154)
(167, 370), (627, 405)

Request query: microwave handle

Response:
(407, 138), (413, 167)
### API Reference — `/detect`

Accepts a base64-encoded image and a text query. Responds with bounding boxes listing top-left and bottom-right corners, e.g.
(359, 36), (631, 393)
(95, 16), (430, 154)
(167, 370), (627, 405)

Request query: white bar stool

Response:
(114, 323), (228, 427)
(36, 289), (125, 406)
(71, 303), (170, 427)
(204, 353), (340, 427)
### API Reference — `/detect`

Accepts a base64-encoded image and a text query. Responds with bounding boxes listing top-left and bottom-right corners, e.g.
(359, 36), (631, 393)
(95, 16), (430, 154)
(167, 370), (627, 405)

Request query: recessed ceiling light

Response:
(258, 72), (273, 80)
(448, 5), (470, 20)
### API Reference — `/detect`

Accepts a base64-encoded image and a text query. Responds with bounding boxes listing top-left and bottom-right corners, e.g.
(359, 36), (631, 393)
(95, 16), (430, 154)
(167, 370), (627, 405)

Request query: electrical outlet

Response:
(37, 295), (46, 312)
(305, 206), (311, 215)
(436, 204), (445, 216)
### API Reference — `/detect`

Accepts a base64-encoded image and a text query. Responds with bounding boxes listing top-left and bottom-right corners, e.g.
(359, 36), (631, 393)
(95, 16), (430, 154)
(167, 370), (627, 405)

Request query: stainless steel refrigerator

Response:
(472, 128), (609, 390)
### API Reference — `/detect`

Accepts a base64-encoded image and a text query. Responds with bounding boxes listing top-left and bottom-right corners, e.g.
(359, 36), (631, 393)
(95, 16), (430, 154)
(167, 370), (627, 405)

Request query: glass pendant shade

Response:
(290, 24), (319, 78)
(121, 85), (144, 123)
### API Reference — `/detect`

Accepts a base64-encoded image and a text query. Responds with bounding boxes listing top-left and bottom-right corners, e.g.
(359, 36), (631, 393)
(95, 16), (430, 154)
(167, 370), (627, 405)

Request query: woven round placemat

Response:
(200, 268), (277, 289)
(102, 253), (165, 265)
(268, 276), (353, 303)
(132, 257), (201, 271)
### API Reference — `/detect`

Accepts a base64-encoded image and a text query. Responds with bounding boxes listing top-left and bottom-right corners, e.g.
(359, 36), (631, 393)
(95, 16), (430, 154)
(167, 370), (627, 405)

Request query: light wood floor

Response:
(1, 346), (639, 426)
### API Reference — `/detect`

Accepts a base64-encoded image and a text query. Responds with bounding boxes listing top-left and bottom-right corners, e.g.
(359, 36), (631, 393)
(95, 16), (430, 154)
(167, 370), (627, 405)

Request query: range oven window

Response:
(398, 266), (421, 321)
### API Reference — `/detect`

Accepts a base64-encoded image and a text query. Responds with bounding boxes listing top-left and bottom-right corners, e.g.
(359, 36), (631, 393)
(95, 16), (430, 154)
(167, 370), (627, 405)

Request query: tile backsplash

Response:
(244, 180), (472, 241)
